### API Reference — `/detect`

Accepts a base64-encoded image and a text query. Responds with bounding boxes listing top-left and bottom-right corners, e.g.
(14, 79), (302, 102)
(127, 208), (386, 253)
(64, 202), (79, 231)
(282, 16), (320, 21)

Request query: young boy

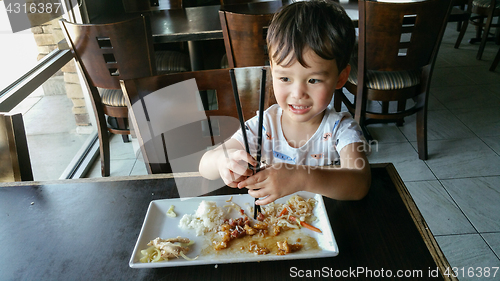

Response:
(199, 0), (371, 205)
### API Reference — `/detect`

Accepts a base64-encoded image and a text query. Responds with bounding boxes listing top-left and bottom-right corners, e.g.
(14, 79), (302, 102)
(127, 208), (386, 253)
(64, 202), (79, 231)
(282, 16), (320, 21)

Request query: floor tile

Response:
(435, 47), (485, 67)
(400, 109), (475, 142)
(365, 123), (408, 143)
(109, 134), (137, 160)
(367, 142), (436, 181)
(436, 234), (500, 281)
(431, 84), (500, 110)
(431, 67), (476, 88)
(460, 65), (500, 85)
(441, 177), (500, 233)
(423, 138), (500, 179)
(485, 83), (500, 97)
(406, 180), (476, 236)
(130, 159), (148, 176)
(451, 107), (500, 137)
(426, 94), (448, 111)
(482, 233), (500, 260)
(482, 136), (500, 155)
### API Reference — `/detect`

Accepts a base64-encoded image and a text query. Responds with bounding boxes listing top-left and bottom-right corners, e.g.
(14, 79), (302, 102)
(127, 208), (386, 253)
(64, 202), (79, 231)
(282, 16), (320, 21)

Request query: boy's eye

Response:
(279, 77), (290, 82)
(308, 78), (321, 84)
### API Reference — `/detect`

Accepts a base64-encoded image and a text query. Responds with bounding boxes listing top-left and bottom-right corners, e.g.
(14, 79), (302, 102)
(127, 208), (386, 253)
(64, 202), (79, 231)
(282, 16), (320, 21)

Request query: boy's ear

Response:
(335, 64), (351, 89)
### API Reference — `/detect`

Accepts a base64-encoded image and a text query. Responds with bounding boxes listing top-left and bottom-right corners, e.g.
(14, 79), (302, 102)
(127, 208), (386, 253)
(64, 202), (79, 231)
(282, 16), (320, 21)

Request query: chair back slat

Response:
(361, 0), (452, 71)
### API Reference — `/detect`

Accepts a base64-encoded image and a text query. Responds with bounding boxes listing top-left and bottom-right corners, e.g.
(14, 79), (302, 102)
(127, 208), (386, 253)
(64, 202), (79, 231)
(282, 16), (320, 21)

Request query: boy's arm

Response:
(239, 142), (371, 204)
(199, 138), (257, 184)
(305, 142), (371, 200)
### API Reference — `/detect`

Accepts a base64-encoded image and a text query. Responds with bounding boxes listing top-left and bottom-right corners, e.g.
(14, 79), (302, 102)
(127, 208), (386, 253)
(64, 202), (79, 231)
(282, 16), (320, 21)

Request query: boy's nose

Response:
(290, 82), (307, 99)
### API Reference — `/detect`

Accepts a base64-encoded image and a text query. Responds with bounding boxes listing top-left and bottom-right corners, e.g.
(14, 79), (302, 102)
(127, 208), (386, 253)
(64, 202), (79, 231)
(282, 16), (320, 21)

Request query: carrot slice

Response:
(300, 221), (322, 233)
(289, 216), (322, 233)
(278, 206), (289, 217)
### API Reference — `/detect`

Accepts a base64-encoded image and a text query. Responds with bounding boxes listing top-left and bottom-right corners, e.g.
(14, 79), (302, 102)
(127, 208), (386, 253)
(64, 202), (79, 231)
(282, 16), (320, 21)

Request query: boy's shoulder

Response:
(265, 104), (281, 114)
(324, 106), (355, 125)
(260, 104), (281, 120)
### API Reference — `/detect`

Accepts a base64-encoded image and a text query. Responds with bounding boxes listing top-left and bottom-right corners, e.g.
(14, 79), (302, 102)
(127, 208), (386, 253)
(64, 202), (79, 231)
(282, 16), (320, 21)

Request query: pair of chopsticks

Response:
(229, 68), (267, 220)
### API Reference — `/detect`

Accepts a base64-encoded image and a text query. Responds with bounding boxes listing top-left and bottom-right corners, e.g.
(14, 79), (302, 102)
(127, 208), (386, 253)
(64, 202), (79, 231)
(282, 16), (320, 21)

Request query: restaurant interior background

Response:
(0, 0), (231, 181)
(1, 0), (500, 278)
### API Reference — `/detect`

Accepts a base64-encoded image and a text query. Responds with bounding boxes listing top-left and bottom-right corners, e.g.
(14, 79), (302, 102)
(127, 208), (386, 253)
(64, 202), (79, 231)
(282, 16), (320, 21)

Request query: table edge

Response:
(0, 171), (186, 187)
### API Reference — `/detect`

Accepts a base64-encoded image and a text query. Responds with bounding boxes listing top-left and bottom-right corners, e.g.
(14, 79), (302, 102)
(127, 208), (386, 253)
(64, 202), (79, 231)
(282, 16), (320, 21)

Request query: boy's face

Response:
(270, 48), (350, 127)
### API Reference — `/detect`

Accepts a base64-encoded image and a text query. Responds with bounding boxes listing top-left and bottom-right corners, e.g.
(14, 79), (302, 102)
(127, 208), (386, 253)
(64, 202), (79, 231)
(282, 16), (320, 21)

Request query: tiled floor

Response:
(86, 24), (500, 278)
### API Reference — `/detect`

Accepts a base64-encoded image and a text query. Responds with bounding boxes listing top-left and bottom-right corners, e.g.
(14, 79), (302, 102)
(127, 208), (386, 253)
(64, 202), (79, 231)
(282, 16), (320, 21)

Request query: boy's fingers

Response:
(237, 178), (252, 189)
(235, 150), (258, 167)
(248, 188), (265, 198)
(227, 160), (255, 178)
(227, 182), (238, 188)
(255, 195), (276, 206)
(248, 191), (278, 205)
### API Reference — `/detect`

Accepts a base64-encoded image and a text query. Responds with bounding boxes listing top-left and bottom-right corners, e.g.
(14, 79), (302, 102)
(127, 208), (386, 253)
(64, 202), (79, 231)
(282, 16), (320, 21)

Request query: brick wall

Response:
(29, 14), (92, 134)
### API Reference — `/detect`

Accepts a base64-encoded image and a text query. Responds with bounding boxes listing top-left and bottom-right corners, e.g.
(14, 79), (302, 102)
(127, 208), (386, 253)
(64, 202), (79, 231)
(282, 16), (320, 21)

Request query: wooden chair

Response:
(120, 66), (273, 174)
(334, 0), (453, 160)
(454, 0), (500, 60)
(60, 15), (190, 177)
(448, 0), (471, 32)
(0, 113), (33, 182)
(219, 8), (275, 68)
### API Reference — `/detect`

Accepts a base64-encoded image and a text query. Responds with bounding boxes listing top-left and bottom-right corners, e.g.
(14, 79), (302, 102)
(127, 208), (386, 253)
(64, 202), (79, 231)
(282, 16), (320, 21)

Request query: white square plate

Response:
(129, 191), (338, 268)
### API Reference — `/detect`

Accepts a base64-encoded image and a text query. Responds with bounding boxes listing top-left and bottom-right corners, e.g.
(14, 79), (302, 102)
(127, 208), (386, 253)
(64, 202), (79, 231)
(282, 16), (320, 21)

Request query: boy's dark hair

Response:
(266, 0), (355, 72)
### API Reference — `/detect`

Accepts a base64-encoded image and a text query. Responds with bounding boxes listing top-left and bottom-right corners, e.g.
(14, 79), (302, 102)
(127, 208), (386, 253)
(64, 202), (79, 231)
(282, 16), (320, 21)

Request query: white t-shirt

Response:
(232, 104), (366, 166)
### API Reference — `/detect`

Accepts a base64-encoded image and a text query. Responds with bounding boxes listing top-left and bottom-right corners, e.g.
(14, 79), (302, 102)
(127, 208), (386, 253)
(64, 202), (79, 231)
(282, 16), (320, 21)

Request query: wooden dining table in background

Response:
(148, 0), (359, 43)
(91, 0), (359, 70)
(0, 163), (456, 280)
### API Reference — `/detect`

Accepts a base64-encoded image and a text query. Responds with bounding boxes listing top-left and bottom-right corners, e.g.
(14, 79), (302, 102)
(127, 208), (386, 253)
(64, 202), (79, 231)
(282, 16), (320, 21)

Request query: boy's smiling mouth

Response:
(289, 104), (312, 114)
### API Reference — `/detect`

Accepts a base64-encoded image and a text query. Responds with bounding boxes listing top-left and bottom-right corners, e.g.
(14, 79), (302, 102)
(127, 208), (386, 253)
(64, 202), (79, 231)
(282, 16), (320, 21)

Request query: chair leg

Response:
(456, 3), (467, 32)
(381, 101), (389, 114)
(470, 17), (486, 44)
(116, 117), (130, 143)
(396, 99), (406, 126)
(477, 10), (495, 60)
(490, 47), (500, 71)
(455, 15), (470, 48)
(97, 124), (111, 177)
(416, 108), (428, 160)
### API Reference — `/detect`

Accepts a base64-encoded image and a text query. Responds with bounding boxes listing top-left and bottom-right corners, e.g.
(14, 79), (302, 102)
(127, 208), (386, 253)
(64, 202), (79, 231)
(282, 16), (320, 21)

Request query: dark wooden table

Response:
(91, 1), (358, 70)
(0, 163), (456, 280)
(92, 0), (359, 44)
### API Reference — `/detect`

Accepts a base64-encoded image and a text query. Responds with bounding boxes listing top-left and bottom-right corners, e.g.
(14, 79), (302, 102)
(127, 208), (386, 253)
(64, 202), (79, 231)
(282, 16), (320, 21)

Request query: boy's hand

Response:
(237, 164), (303, 205)
(218, 149), (258, 188)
